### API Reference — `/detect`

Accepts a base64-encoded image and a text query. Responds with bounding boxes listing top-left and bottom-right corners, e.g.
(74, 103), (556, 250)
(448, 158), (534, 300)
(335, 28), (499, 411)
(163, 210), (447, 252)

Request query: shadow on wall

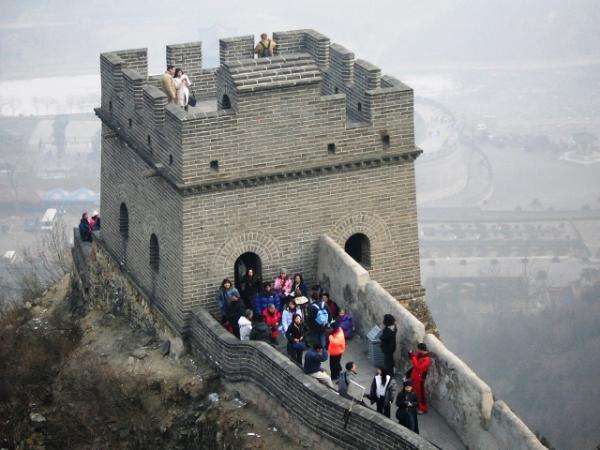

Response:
(317, 235), (545, 450)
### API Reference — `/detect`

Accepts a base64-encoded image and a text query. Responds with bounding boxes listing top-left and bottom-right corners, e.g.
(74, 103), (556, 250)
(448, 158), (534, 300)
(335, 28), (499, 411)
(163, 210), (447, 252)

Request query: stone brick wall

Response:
(318, 235), (546, 450)
(99, 121), (186, 331)
(219, 35), (254, 63)
(72, 231), (185, 355)
(97, 28), (422, 331)
(71, 232), (434, 449)
(188, 308), (433, 450)
(166, 42), (202, 85)
(182, 162), (422, 313)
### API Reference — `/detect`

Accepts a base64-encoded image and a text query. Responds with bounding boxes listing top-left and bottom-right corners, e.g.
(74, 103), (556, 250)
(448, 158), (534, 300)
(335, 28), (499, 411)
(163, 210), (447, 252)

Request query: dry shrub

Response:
(0, 303), (80, 449)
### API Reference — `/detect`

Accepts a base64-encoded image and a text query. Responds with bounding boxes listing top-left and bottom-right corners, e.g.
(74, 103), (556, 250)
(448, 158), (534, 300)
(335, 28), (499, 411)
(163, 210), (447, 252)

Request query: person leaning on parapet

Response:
(254, 33), (277, 58)
(79, 212), (92, 242)
(89, 210), (101, 231)
(303, 343), (335, 390)
(161, 65), (177, 104)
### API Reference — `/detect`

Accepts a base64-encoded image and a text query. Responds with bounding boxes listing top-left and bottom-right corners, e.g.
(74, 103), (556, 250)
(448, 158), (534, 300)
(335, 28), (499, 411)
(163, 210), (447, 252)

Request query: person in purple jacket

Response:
(337, 308), (354, 339)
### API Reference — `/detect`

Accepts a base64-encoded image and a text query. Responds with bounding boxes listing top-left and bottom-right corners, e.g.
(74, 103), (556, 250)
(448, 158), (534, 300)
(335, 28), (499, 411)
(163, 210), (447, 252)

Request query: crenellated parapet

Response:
(97, 29), (416, 187)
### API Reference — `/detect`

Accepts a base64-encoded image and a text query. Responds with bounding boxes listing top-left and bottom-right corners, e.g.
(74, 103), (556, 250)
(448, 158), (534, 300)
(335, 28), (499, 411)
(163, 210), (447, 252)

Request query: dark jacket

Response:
(338, 370), (355, 399)
(286, 322), (306, 342)
(225, 298), (243, 325)
(291, 281), (308, 297)
(240, 275), (260, 303)
(303, 348), (329, 375)
(249, 321), (271, 343)
(79, 219), (92, 242)
(396, 390), (419, 412)
(380, 325), (397, 355)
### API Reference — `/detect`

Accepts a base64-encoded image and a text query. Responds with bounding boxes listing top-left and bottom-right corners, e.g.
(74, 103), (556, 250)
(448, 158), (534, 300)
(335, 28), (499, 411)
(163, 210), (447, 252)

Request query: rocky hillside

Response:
(0, 275), (301, 450)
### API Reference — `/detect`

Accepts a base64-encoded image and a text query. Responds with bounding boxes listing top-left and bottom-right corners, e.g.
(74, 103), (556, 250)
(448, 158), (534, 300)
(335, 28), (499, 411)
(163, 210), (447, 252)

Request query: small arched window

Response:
(345, 233), (371, 269)
(119, 203), (129, 240)
(222, 94), (231, 109)
(149, 234), (159, 273)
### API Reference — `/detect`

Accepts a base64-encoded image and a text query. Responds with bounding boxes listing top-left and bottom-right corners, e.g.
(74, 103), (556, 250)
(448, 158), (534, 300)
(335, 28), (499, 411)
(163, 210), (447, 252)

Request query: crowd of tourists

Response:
(216, 268), (431, 435)
(78, 210), (101, 242)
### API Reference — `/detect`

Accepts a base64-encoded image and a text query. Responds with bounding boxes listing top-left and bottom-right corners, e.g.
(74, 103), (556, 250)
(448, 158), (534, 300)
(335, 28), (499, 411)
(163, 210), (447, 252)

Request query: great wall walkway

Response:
(343, 339), (465, 450)
(271, 334), (465, 448)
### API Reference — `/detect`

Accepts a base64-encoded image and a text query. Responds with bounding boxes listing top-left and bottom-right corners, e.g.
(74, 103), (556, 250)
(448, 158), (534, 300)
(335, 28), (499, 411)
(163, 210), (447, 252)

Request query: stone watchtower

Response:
(96, 29), (425, 332)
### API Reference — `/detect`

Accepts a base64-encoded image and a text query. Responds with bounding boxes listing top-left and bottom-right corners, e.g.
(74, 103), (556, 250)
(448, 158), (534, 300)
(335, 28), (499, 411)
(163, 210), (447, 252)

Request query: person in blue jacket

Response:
(216, 278), (240, 322)
(253, 282), (281, 315)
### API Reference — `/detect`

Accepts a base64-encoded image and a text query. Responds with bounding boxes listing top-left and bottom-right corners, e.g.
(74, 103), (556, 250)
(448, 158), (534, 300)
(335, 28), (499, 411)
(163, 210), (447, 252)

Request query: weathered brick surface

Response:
(72, 232), (433, 449)
(188, 308), (434, 450)
(97, 28), (424, 327)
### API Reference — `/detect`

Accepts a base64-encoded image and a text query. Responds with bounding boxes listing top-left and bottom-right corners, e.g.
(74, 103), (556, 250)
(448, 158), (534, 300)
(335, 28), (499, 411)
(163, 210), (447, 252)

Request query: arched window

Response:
(345, 233), (371, 269)
(234, 252), (262, 291)
(119, 203), (129, 240)
(222, 94), (231, 109)
(149, 234), (159, 273)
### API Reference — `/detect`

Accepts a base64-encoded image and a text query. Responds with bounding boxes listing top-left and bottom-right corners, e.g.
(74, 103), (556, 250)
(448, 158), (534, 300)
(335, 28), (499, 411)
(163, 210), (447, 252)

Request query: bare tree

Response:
(7, 217), (72, 302)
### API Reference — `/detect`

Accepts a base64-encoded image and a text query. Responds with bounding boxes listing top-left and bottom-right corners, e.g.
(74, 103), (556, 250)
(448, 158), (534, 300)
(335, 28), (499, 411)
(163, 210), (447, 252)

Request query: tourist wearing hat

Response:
(273, 268), (292, 299)
(396, 380), (419, 433)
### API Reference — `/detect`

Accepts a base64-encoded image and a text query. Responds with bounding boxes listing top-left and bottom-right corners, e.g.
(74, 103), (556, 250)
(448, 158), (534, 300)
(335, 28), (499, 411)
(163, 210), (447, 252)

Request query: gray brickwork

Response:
(72, 235), (434, 449)
(97, 29), (424, 329)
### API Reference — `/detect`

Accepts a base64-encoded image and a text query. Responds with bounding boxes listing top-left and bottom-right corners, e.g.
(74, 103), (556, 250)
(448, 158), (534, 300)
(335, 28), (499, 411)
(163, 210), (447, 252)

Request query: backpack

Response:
(315, 303), (329, 326)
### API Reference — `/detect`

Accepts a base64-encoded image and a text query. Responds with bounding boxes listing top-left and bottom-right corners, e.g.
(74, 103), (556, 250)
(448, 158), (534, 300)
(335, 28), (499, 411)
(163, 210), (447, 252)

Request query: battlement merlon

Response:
(97, 29), (417, 186)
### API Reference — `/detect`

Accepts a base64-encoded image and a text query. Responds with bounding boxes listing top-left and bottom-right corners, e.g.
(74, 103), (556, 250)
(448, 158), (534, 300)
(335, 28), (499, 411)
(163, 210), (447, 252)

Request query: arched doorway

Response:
(345, 233), (371, 269)
(221, 94), (231, 109)
(234, 252), (262, 291)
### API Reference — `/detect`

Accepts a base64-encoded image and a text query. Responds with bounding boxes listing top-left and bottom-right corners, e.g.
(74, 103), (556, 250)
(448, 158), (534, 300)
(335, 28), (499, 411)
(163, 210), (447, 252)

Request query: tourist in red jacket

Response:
(262, 303), (282, 342)
(409, 343), (431, 414)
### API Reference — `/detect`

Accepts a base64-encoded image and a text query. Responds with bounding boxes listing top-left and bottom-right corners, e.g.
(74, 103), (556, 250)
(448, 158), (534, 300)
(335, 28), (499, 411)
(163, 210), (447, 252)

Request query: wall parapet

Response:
(317, 235), (546, 450)
(72, 230), (434, 450)
(188, 308), (435, 450)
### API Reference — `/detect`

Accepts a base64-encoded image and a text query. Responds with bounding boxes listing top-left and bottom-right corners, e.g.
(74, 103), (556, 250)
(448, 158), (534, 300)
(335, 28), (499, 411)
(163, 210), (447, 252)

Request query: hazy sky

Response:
(1, 0), (600, 79)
